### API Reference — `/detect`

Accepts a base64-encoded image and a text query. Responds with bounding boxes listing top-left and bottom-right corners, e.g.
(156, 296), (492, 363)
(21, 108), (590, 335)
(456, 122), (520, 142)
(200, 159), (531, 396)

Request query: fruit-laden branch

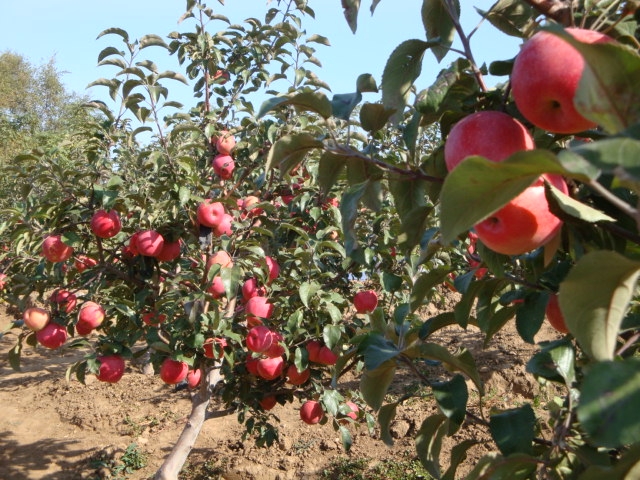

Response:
(521, 0), (573, 26)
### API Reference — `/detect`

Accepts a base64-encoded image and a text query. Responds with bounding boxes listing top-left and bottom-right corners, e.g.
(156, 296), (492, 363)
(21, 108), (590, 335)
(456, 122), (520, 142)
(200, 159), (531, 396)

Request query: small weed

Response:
(320, 456), (433, 480)
(179, 458), (227, 480)
(87, 442), (147, 480)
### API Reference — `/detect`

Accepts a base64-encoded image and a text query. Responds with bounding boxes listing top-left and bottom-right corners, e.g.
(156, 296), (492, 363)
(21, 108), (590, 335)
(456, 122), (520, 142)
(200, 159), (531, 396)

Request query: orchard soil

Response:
(0, 293), (563, 480)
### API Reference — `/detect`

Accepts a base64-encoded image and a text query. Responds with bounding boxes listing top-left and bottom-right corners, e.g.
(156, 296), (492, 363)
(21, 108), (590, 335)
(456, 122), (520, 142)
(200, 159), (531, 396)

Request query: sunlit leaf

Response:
(415, 413), (448, 478)
(360, 359), (396, 411)
(265, 133), (323, 175)
(422, 0), (460, 62)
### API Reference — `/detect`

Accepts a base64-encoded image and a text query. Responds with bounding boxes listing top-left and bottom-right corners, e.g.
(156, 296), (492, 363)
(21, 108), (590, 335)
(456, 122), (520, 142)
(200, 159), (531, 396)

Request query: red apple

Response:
(214, 130), (236, 154)
(42, 235), (74, 263)
(78, 301), (105, 329)
(240, 195), (263, 218)
(75, 255), (98, 272)
(286, 364), (311, 386)
(142, 311), (167, 327)
(204, 337), (227, 359)
(264, 331), (285, 358)
(212, 154), (235, 180)
(36, 322), (67, 349)
(96, 354), (126, 383)
(259, 395), (277, 411)
(246, 326), (273, 354)
(76, 319), (94, 336)
(208, 250), (233, 270)
(242, 278), (265, 302)
(197, 200), (226, 228)
(51, 289), (77, 314)
(344, 401), (359, 421)
(511, 27), (613, 134)
(264, 256), (280, 283)
(23, 307), (50, 331)
(0, 273), (8, 290)
(186, 368), (202, 389)
(300, 400), (324, 425)
(545, 293), (569, 334)
(245, 296), (274, 326)
(353, 290), (378, 314)
(473, 174), (568, 255)
(306, 340), (322, 363)
(207, 276), (226, 298)
(156, 239), (181, 262)
(246, 357), (260, 376)
(444, 111), (535, 172)
(90, 209), (121, 239)
(213, 213), (233, 237)
(136, 230), (164, 257)
(256, 356), (284, 380)
(160, 358), (189, 385)
(316, 346), (338, 366)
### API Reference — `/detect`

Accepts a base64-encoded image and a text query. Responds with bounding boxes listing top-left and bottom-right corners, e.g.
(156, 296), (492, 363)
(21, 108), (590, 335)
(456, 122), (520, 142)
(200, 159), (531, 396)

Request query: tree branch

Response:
(521, 0), (573, 26)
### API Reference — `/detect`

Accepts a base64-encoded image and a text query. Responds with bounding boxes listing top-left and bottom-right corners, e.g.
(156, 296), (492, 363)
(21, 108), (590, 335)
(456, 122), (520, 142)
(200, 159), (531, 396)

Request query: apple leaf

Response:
(356, 73), (378, 93)
(577, 357), (640, 448)
(257, 90), (332, 119)
(264, 133), (323, 174)
(465, 453), (538, 480)
(410, 266), (451, 312)
(360, 359), (396, 411)
(331, 91), (362, 120)
(558, 250), (640, 360)
(422, 0), (460, 62)
(341, 0), (361, 33)
(432, 374), (468, 433)
(475, 0), (536, 39)
(378, 402), (399, 446)
(515, 291), (548, 344)
(358, 333), (401, 371)
(545, 181), (616, 223)
(579, 443), (640, 480)
(489, 404), (536, 456)
(359, 103), (395, 132)
(439, 150), (578, 245)
(317, 152), (347, 194)
(442, 440), (478, 480)
(526, 338), (576, 385)
(415, 413), (448, 479)
(382, 39), (434, 124)
(545, 24), (640, 134)
(570, 137), (640, 182)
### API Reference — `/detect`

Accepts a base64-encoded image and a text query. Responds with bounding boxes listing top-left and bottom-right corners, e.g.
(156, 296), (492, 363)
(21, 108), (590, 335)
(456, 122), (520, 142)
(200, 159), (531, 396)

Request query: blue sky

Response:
(1, 1), (520, 108)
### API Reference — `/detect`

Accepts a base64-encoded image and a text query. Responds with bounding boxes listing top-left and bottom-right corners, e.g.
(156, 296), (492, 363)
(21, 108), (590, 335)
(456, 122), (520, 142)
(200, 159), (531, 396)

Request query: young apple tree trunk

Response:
(154, 366), (222, 480)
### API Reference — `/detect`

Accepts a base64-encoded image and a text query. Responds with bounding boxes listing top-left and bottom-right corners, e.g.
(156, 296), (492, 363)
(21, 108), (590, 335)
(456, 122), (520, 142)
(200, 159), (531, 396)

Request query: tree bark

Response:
(154, 367), (222, 480)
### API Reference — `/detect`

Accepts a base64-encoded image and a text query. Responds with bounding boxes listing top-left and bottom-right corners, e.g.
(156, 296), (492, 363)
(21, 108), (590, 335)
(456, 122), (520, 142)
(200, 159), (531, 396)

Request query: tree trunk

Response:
(154, 367), (222, 480)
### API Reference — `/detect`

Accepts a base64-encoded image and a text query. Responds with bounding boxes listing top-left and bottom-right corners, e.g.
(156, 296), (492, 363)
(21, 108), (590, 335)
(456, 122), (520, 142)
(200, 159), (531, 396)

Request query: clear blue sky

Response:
(1, 1), (520, 107)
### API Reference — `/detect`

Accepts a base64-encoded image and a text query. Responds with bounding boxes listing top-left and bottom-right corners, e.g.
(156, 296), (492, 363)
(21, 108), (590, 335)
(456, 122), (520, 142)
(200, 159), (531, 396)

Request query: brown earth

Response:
(0, 299), (562, 480)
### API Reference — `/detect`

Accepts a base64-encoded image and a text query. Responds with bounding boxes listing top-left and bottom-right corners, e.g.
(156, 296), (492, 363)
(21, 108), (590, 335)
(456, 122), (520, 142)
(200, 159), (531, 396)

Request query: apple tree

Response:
(2, 0), (640, 479)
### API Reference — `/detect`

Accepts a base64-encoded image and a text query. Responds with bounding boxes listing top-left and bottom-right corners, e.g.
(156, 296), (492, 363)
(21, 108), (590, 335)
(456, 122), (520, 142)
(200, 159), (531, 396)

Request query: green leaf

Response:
(442, 439), (478, 480)
(317, 152), (345, 194)
(8, 342), (21, 371)
(306, 34), (331, 46)
(220, 266), (242, 300)
(577, 357), (640, 448)
(378, 402), (399, 446)
(257, 91), (332, 119)
(96, 27), (129, 42)
(475, 0), (536, 39)
(157, 70), (189, 85)
(415, 413), (448, 479)
(299, 281), (320, 308)
(264, 133), (323, 174)
(570, 137), (640, 182)
(341, 0), (361, 33)
(466, 453), (537, 480)
(331, 92), (362, 120)
(359, 333), (400, 371)
(439, 150), (577, 244)
(545, 181), (616, 223)
(579, 443), (640, 480)
(359, 103), (395, 132)
(97, 46), (124, 62)
(526, 338), (575, 385)
(546, 24), (640, 134)
(559, 250), (640, 360)
(356, 73), (378, 93)
(489, 404), (536, 456)
(340, 182), (367, 256)
(382, 39), (433, 125)
(139, 34), (169, 49)
(515, 291), (548, 344)
(410, 267), (451, 312)
(323, 325), (342, 350)
(422, 0), (459, 62)
(432, 374), (468, 432)
(360, 360), (396, 411)
(338, 425), (353, 452)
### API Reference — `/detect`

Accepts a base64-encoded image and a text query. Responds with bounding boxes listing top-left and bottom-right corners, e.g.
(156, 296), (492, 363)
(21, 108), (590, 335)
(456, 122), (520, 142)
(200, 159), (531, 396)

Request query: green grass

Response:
(320, 455), (433, 480)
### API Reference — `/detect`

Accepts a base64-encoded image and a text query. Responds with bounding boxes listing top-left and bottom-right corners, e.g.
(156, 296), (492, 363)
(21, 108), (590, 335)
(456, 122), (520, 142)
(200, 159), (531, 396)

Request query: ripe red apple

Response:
(214, 130), (236, 155)
(242, 278), (265, 302)
(212, 154), (235, 180)
(511, 27), (613, 134)
(300, 400), (324, 425)
(545, 293), (569, 334)
(256, 356), (284, 380)
(207, 276), (226, 298)
(353, 290), (378, 314)
(142, 311), (167, 327)
(316, 346), (338, 366)
(212, 69), (230, 85)
(444, 111), (535, 172)
(259, 395), (278, 411)
(0, 273), (8, 290)
(160, 358), (189, 384)
(51, 289), (77, 314)
(23, 307), (50, 331)
(245, 296), (274, 327)
(208, 250), (233, 270)
(204, 337), (227, 359)
(76, 319), (94, 336)
(156, 239), (181, 262)
(36, 322), (67, 349)
(264, 256), (280, 283)
(75, 255), (98, 272)
(96, 354), (126, 383)
(90, 209), (122, 239)
(286, 364), (310, 386)
(197, 200), (226, 228)
(240, 195), (263, 218)
(246, 326), (274, 353)
(246, 356), (260, 376)
(186, 368), (202, 389)
(473, 174), (568, 255)
(213, 213), (233, 237)
(78, 301), (105, 329)
(42, 235), (74, 263)
(344, 401), (359, 421)
(306, 340), (322, 363)
(264, 331), (285, 358)
(136, 230), (165, 257)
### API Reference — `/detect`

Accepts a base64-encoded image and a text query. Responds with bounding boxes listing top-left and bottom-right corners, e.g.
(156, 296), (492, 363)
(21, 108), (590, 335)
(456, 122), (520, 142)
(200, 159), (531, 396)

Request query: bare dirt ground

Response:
(0, 299), (562, 480)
